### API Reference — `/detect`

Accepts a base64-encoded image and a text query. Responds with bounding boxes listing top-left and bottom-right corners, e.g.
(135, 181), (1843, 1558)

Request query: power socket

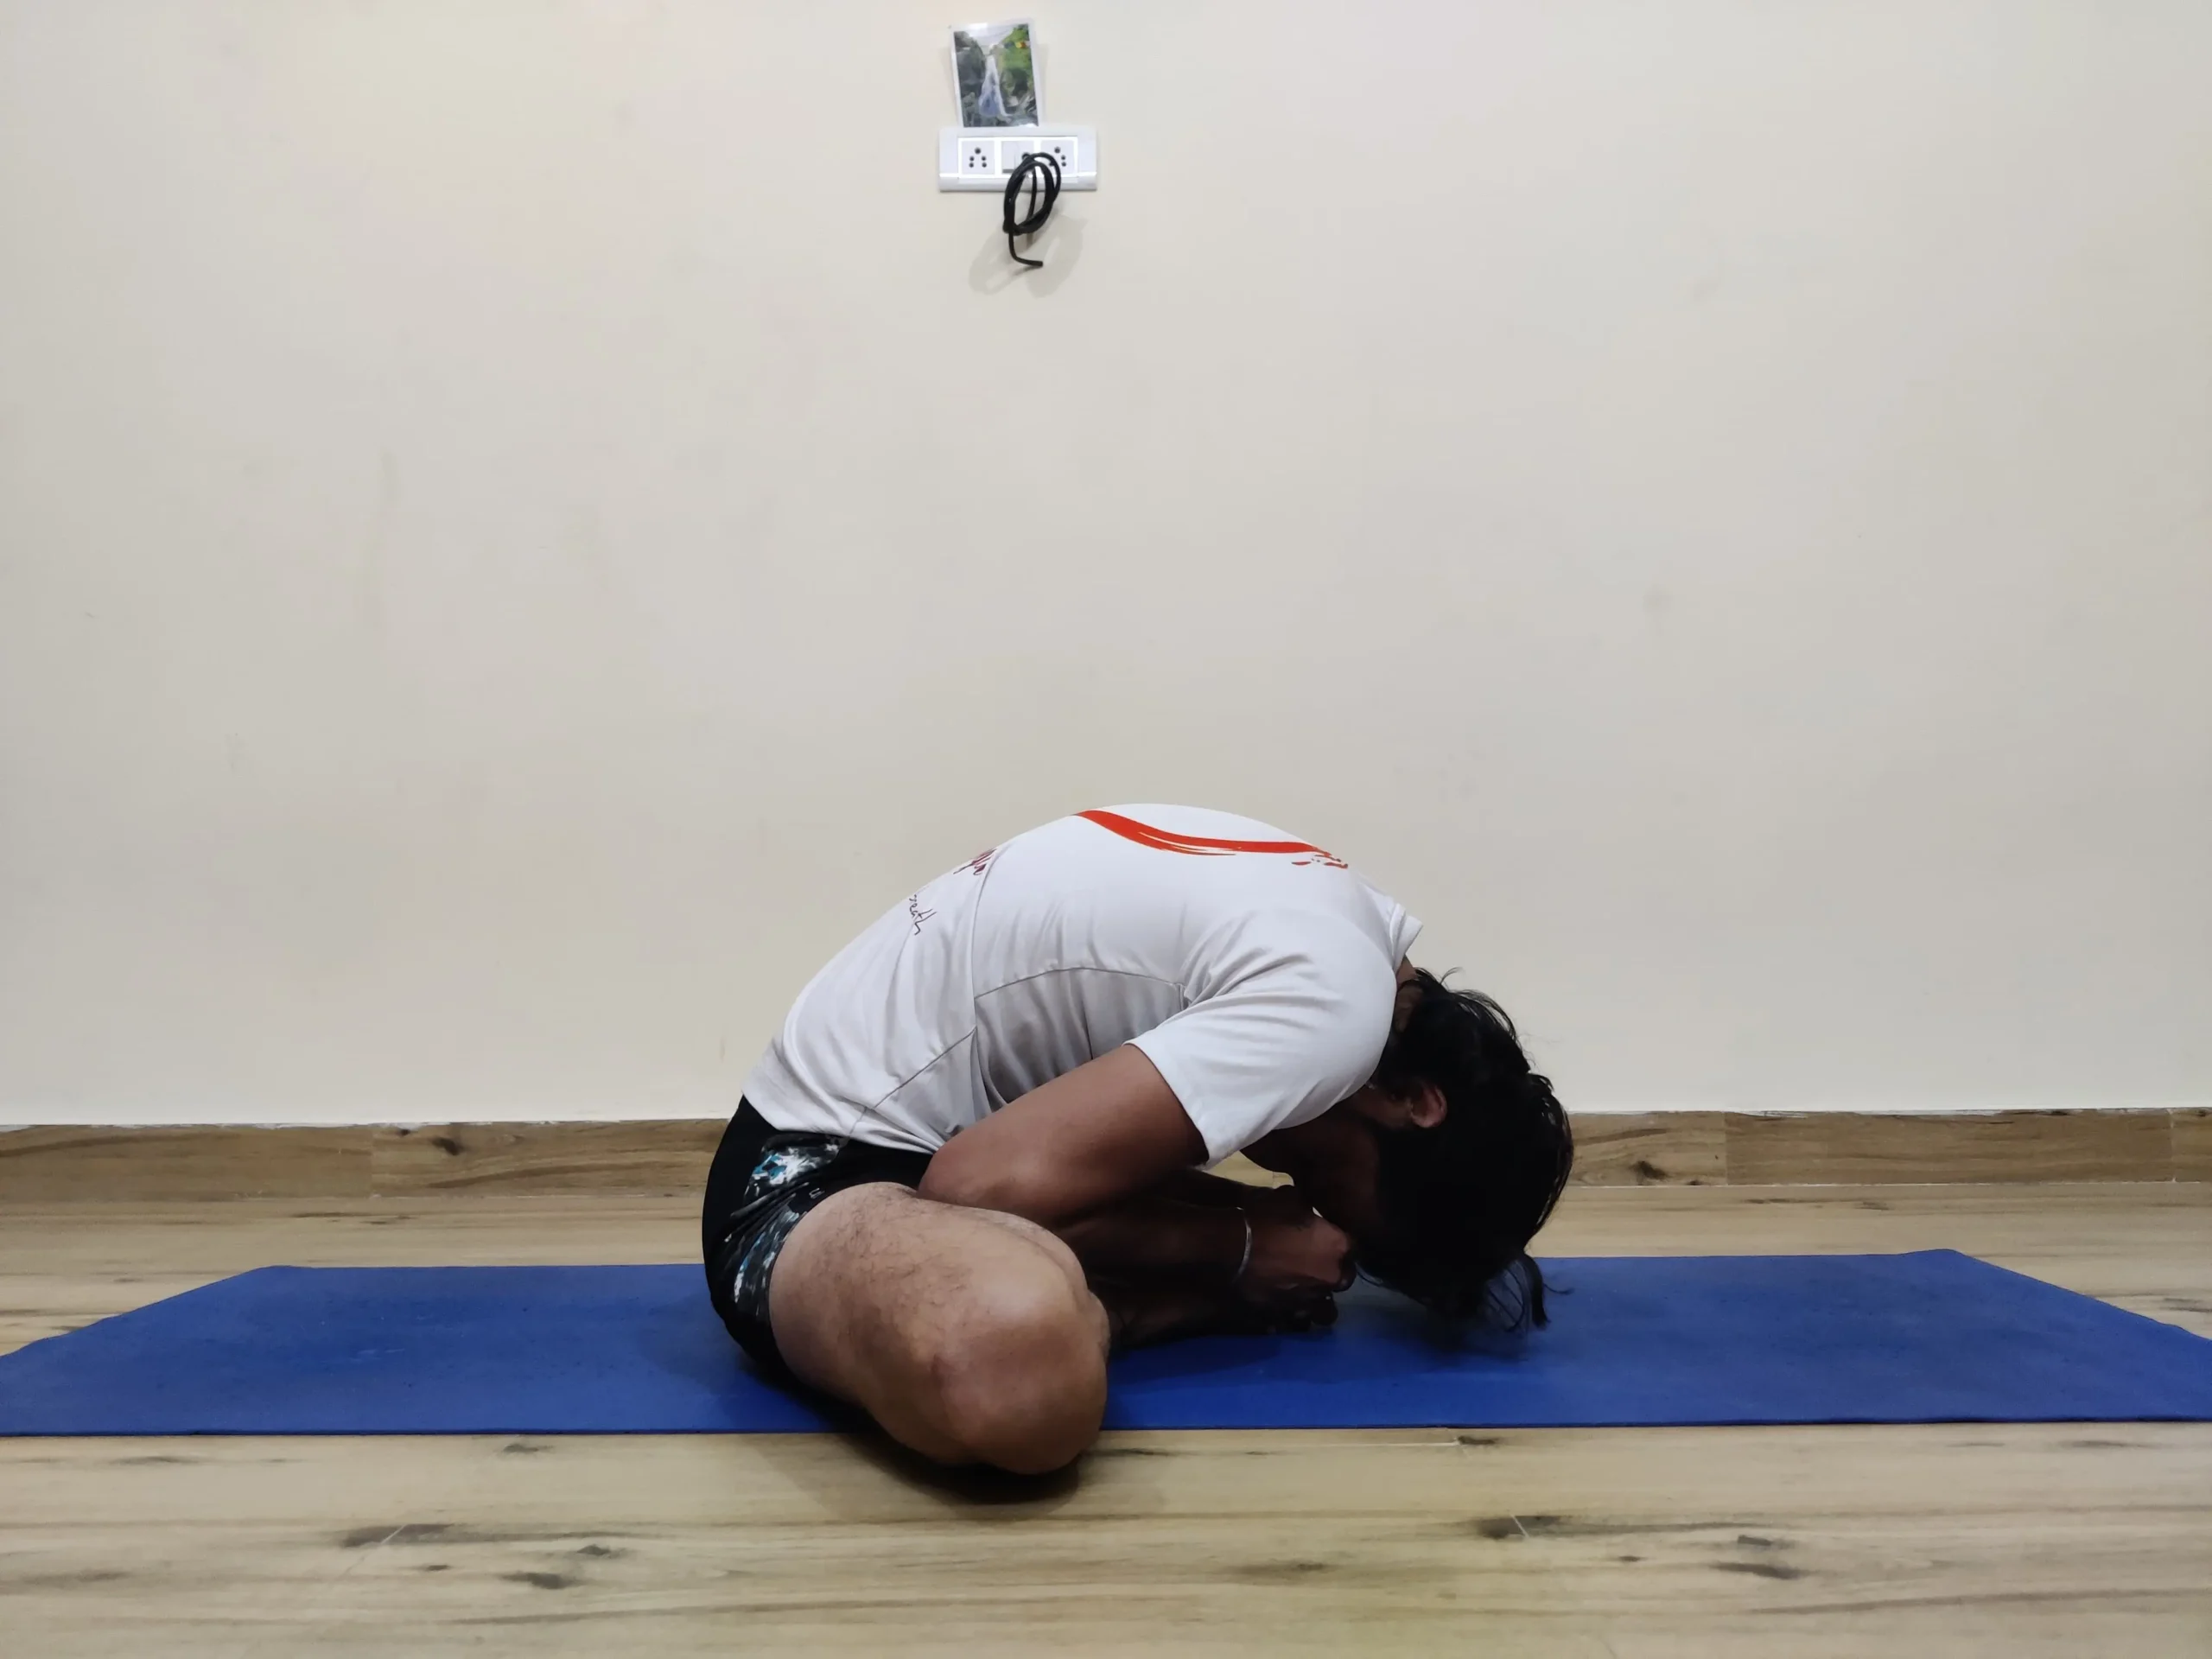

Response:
(938, 126), (1097, 193)
(1031, 134), (1077, 176)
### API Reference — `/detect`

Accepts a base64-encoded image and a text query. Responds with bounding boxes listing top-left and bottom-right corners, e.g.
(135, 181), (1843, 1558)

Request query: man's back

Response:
(745, 805), (1420, 1160)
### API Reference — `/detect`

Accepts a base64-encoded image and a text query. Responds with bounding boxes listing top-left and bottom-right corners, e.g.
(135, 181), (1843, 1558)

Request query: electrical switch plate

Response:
(938, 126), (1096, 192)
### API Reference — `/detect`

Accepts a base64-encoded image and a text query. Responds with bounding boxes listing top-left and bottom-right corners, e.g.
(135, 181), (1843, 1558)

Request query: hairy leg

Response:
(767, 1183), (1111, 1474)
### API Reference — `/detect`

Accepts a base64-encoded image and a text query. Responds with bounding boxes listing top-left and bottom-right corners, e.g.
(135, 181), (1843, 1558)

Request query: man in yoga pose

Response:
(702, 805), (1572, 1472)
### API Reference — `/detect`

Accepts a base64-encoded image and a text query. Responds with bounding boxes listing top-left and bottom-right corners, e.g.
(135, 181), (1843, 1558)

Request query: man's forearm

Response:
(1093, 1275), (1261, 1351)
(1053, 1193), (1249, 1284)
(1062, 1182), (1348, 1349)
(1149, 1167), (1281, 1209)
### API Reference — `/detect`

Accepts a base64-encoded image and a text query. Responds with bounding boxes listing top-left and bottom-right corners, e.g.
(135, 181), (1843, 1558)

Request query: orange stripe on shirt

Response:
(1077, 809), (1332, 859)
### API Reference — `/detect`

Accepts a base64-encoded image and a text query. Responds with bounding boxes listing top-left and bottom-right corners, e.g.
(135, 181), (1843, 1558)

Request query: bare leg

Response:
(767, 1183), (1111, 1474)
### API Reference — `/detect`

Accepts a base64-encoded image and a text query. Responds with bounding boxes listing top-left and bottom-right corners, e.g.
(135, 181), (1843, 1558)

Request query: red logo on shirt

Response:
(1077, 809), (1348, 868)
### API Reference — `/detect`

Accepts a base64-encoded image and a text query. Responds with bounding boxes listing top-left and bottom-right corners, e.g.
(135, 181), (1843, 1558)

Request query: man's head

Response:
(1248, 970), (1573, 1327)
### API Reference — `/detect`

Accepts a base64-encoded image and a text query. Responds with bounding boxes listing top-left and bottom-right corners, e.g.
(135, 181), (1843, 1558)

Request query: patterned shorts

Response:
(701, 1100), (931, 1376)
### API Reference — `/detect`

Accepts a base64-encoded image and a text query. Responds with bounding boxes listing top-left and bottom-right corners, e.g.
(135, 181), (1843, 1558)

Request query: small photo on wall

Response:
(951, 22), (1039, 128)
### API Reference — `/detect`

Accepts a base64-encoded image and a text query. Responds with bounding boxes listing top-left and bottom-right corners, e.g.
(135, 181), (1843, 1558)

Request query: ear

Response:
(1348, 1079), (1449, 1131)
(1403, 1078), (1447, 1131)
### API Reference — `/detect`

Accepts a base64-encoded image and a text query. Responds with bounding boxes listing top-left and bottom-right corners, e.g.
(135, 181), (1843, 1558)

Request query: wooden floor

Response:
(3, 1183), (2208, 1656)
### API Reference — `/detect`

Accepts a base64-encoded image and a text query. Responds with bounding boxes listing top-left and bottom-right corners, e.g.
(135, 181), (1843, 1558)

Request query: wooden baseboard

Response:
(0, 1109), (2202, 1203)
(1577, 1109), (2199, 1187)
(0, 1122), (721, 1205)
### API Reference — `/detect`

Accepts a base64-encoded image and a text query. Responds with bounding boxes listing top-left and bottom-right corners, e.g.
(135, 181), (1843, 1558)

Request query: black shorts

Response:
(701, 1099), (932, 1377)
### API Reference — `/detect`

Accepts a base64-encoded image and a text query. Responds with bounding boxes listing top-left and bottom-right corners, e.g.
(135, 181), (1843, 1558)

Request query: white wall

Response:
(2, 0), (2207, 1125)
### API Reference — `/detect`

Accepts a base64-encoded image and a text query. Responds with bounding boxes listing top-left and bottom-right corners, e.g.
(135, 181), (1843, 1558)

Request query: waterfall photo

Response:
(951, 22), (1039, 128)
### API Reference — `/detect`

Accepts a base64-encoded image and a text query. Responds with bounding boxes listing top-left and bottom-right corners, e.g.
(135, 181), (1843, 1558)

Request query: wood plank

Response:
(1726, 1109), (2174, 1185)
(0, 1110), (2196, 1203)
(1567, 1112), (1726, 1185)
(1, 1427), (2204, 1656)
(1211, 1153), (1289, 1187)
(2175, 1109), (2212, 1184)
(0, 1126), (369, 1203)
(369, 1122), (721, 1197)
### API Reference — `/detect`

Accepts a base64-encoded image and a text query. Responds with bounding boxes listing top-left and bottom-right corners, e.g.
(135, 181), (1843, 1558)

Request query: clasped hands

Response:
(1229, 1183), (1357, 1333)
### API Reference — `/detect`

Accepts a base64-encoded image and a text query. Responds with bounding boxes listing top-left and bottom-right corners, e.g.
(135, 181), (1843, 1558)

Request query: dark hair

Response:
(1359, 972), (1573, 1328)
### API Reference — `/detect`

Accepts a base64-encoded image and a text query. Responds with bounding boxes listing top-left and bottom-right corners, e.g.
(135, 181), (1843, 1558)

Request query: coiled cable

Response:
(1002, 150), (1062, 270)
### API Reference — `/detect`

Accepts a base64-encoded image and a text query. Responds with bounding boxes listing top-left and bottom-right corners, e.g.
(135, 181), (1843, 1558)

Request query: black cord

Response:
(1002, 150), (1061, 270)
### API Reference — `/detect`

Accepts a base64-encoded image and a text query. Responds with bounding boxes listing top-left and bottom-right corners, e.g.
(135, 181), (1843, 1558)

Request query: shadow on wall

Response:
(969, 209), (1086, 298)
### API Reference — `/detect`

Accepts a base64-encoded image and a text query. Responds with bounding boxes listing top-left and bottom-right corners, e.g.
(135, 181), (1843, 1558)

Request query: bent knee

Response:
(956, 1204), (1093, 1304)
(930, 1270), (1109, 1474)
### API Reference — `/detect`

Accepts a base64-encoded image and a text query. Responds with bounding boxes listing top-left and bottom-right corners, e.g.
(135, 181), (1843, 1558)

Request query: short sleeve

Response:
(1128, 938), (1398, 1166)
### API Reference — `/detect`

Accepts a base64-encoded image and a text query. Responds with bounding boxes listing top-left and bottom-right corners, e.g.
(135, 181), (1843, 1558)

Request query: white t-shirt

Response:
(743, 806), (1421, 1165)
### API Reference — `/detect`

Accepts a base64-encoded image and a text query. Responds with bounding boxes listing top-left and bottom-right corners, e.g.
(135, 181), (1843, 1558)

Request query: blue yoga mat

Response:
(2, 1252), (2208, 1435)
